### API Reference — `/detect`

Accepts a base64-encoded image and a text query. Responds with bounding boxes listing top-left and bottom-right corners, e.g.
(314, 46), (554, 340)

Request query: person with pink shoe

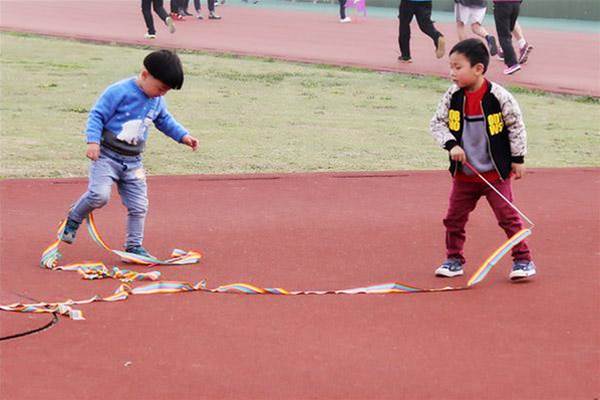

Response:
(492, 0), (523, 75)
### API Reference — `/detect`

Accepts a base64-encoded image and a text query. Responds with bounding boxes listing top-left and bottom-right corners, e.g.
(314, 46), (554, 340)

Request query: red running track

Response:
(1, 169), (599, 399)
(0, 0), (599, 96)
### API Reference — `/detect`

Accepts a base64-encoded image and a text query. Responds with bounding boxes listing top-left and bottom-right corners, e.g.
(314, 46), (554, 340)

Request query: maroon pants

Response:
(443, 177), (531, 264)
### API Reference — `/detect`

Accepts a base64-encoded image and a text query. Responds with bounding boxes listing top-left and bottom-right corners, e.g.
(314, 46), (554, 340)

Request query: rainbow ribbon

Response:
(1, 213), (531, 320)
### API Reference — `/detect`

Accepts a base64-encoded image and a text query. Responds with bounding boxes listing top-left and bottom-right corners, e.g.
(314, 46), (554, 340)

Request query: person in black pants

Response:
(141, 0), (175, 39)
(194, 0), (221, 19)
(338, 0), (351, 23)
(170, 0), (185, 19)
(493, 0), (522, 75)
(398, 0), (446, 63)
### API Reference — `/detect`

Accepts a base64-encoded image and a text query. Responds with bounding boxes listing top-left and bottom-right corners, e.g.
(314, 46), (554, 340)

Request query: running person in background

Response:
(180, 0), (194, 16)
(398, 0), (446, 63)
(492, 0), (523, 75)
(194, 0), (222, 19)
(454, 0), (498, 56)
(497, 21), (533, 64)
(170, 0), (186, 19)
(141, 0), (175, 39)
(339, 0), (351, 23)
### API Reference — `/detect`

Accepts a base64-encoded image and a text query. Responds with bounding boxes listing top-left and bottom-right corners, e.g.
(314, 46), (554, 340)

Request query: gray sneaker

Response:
(435, 258), (464, 277)
(518, 43), (533, 64)
(59, 218), (80, 244)
(165, 16), (176, 34)
(486, 35), (498, 56)
(122, 245), (155, 263)
(509, 260), (536, 281)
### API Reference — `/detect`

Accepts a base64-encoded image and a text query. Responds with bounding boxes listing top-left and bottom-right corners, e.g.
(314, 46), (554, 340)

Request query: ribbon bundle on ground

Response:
(1, 213), (532, 320)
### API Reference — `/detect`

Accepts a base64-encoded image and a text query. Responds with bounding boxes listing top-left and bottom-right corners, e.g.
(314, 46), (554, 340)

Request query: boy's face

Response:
(138, 69), (171, 98)
(449, 52), (485, 90)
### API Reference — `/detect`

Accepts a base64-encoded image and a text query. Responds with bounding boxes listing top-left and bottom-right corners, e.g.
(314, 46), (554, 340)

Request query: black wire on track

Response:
(0, 312), (59, 341)
(0, 292), (61, 341)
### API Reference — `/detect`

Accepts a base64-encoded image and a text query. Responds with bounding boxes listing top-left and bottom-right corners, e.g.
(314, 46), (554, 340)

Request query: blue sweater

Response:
(86, 77), (188, 155)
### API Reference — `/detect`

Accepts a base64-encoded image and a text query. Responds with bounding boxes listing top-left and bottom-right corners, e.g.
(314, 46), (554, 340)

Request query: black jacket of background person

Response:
(430, 81), (527, 180)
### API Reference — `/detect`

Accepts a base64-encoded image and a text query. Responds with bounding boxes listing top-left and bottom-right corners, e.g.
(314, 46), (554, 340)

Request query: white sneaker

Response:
(165, 16), (176, 34)
(503, 64), (521, 75)
(340, 17), (351, 23)
(434, 259), (464, 278)
(144, 33), (157, 39)
(509, 260), (537, 281)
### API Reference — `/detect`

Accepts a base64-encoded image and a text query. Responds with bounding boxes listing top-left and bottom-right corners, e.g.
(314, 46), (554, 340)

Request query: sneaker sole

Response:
(435, 268), (464, 278)
(59, 235), (74, 244)
(509, 270), (536, 281)
(166, 17), (176, 33)
(504, 65), (521, 75)
(435, 36), (446, 59)
(519, 46), (533, 65)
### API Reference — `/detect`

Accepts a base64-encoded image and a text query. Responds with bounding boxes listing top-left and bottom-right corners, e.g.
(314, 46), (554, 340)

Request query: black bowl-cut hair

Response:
(143, 49), (184, 90)
(450, 38), (490, 73)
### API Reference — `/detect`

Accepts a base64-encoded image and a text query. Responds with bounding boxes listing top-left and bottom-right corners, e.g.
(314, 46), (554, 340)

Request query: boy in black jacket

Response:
(429, 39), (536, 281)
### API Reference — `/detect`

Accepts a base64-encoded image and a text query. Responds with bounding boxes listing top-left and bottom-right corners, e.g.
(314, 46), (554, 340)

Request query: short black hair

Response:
(143, 49), (184, 90)
(450, 38), (490, 73)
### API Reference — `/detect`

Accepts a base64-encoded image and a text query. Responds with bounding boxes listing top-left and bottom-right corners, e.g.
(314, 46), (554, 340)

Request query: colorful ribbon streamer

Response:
(2, 212), (532, 320)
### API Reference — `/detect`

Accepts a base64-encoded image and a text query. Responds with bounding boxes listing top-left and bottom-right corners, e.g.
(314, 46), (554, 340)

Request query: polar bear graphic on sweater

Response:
(116, 117), (152, 145)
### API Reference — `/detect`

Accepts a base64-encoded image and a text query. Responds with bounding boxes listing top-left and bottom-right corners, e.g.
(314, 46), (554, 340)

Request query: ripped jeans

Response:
(69, 147), (148, 249)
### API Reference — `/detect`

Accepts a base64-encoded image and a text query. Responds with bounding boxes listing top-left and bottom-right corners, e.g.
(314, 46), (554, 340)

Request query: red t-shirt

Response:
(456, 79), (501, 182)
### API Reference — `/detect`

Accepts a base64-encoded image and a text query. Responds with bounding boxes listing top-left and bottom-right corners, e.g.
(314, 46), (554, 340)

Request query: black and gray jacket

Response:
(430, 81), (527, 179)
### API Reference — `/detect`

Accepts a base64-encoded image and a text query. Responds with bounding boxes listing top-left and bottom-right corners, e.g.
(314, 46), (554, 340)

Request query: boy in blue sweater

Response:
(59, 50), (199, 258)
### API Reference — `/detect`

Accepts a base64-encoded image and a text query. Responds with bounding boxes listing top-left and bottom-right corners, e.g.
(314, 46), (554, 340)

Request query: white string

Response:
(464, 162), (535, 228)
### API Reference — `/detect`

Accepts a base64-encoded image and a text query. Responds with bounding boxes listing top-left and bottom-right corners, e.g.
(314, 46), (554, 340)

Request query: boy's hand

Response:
(511, 163), (525, 179)
(86, 143), (100, 161)
(182, 135), (199, 151)
(449, 145), (467, 163)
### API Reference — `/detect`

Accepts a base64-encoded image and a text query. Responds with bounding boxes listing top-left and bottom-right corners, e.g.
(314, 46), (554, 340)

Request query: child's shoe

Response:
(509, 260), (536, 281)
(435, 36), (446, 59)
(165, 16), (176, 33)
(434, 258), (464, 277)
(123, 245), (155, 262)
(59, 218), (80, 244)
(208, 12), (222, 19)
(486, 35), (498, 56)
(518, 43), (533, 64)
(503, 64), (521, 75)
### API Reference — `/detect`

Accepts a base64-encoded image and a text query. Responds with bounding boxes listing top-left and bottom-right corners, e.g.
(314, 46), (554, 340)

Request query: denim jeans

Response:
(69, 147), (148, 249)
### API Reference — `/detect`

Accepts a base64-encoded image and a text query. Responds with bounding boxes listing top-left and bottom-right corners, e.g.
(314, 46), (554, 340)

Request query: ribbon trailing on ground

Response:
(1, 213), (532, 320)
(3, 167), (536, 321)
(40, 213), (202, 270)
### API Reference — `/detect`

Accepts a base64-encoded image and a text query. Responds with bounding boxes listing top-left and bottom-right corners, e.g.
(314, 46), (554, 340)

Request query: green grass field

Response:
(1, 33), (598, 179)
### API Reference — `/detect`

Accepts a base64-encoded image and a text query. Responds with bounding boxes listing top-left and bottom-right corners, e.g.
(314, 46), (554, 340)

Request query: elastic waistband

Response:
(100, 146), (142, 163)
